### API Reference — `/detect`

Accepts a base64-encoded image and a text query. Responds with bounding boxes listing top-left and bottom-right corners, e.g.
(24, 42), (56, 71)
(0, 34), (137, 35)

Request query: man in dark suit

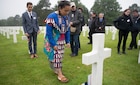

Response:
(22, 2), (40, 59)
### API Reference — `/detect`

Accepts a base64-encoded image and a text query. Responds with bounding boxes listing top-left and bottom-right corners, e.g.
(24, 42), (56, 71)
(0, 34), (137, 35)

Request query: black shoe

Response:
(87, 37), (90, 39)
(70, 53), (73, 56)
(127, 47), (132, 50)
(122, 51), (126, 54)
(134, 47), (137, 49)
(118, 52), (121, 55)
(85, 82), (88, 85)
(87, 42), (92, 44)
(70, 53), (77, 57)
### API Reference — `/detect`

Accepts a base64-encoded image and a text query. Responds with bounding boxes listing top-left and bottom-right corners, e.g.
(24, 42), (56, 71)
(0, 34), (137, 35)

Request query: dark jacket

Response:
(90, 17), (97, 33)
(131, 16), (140, 32)
(81, 13), (85, 27)
(113, 15), (133, 31)
(94, 17), (106, 33)
(22, 11), (39, 34)
(68, 10), (83, 35)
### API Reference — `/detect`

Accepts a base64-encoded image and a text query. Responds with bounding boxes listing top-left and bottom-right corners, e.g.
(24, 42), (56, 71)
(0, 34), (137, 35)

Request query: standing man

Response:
(128, 10), (140, 50)
(22, 2), (40, 59)
(94, 13), (106, 33)
(78, 7), (85, 49)
(69, 2), (83, 57)
(88, 12), (97, 44)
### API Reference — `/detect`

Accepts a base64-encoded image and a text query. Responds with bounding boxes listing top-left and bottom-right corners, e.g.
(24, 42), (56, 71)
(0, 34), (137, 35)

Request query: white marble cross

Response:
(21, 36), (28, 40)
(6, 28), (10, 39)
(9, 27), (20, 43)
(110, 26), (117, 40)
(0, 27), (2, 34)
(2, 27), (6, 36)
(82, 25), (89, 37)
(20, 27), (25, 35)
(82, 33), (111, 85)
(0, 27), (7, 36)
(105, 26), (109, 35)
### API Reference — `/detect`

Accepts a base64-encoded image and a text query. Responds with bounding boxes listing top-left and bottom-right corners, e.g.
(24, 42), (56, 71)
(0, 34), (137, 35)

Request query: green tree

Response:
(91, 0), (122, 25)
(14, 15), (22, 26)
(33, 0), (53, 26)
(6, 17), (15, 26)
(0, 19), (7, 26)
(0, 15), (22, 26)
(70, 0), (80, 5)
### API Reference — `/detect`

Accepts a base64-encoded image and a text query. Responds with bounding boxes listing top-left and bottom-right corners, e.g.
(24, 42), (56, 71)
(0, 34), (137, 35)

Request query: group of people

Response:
(88, 12), (106, 44)
(88, 8), (140, 55)
(22, 1), (83, 83)
(22, 0), (140, 84)
(44, 1), (86, 83)
(114, 9), (140, 54)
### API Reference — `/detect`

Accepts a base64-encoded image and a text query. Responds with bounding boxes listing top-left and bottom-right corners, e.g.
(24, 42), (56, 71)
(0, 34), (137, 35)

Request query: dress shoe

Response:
(134, 47), (137, 49)
(118, 52), (121, 55)
(87, 42), (92, 44)
(70, 53), (77, 57)
(30, 54), (34, 59)
(122, 51), (126, 54)
(127, 47), (132, 50)
(34, 54), (38, 58)
(87, 37), (90, 39)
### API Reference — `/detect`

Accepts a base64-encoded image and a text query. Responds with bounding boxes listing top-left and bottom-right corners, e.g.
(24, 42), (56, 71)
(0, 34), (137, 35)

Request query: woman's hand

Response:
(99, 27), (102, 30)
(53, 46), (58, 51)
(70, 22), (73, 26)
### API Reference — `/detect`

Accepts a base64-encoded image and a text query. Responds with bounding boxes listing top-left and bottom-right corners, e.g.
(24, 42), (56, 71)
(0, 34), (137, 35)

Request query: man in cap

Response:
(68, 2), (83, 57)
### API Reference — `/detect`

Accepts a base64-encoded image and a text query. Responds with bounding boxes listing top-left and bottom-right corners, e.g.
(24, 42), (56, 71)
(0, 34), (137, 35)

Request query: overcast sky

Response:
(0, 0), (139, 19)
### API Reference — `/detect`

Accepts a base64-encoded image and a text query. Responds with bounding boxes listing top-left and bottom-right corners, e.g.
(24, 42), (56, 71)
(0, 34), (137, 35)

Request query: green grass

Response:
(0, 30), (140, 85)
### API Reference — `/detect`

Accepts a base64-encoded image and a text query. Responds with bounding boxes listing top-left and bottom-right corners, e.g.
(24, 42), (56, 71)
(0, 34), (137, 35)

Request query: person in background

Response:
(22, 2), (40, 59)
(68, 2), (83, 57)
(44, 1), (70, 83)
(114, 9), (133, 54)
(94, 13), (106, 33)
(78, 7), (85, 49)
(128, 10), (140, 50)
(88, 12), (97, 44)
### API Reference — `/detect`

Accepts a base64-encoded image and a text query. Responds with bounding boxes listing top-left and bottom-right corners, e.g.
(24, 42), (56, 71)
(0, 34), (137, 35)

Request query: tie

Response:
(30, 13), (33, 23)
(30, 12), (34, 31)
(30, 13), (33, 19)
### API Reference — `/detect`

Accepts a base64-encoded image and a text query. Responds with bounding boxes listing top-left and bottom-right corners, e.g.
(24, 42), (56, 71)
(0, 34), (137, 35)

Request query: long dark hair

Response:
(122, 9), (131, 16)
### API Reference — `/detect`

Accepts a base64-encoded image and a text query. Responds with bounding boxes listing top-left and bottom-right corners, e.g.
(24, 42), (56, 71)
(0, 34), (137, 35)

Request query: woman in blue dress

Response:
(44, 1), (71, 83)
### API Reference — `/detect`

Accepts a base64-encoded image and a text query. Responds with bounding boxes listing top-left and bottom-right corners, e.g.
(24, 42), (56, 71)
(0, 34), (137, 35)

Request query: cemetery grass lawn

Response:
(0, 31), (140, 85)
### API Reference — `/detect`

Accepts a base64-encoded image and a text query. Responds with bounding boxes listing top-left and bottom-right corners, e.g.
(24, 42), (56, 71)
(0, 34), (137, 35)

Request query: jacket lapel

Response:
(25, 12), (31, 20)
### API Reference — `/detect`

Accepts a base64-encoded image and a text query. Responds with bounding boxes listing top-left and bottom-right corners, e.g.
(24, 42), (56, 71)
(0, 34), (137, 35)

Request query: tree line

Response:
(0, 0), (140, 26)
